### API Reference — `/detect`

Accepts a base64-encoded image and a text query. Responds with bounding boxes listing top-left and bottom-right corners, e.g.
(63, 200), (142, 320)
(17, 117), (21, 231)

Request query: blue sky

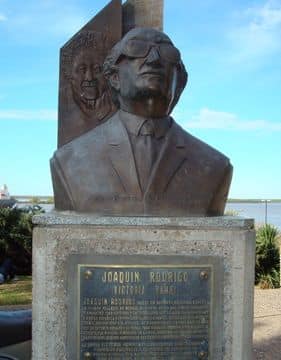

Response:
(0, 0), (280, 198)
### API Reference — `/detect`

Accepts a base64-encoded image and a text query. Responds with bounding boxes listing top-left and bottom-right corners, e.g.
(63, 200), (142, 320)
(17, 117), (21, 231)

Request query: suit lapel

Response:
(145, 122), (187, 196)
(108, 112), (142, 197)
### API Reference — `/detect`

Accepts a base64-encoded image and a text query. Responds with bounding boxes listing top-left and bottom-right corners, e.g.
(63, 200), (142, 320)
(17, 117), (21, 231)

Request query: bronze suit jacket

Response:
(51, 110), (232, 216)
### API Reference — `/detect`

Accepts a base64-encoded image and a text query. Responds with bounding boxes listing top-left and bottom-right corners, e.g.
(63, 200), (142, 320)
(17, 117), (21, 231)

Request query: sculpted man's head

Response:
(71, 48), (107, 110)
(62, 31), (113, 118)
(103, 27), (188, 118)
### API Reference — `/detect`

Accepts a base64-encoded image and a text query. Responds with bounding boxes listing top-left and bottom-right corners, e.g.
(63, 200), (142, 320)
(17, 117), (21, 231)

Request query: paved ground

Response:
(0, 305), (31, 360)
(0, 288), (280, 359)
(253, 288), (281, 360)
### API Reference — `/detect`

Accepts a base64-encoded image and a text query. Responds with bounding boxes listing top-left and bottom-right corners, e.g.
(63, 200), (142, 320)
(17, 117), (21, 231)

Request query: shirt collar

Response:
(119, 109), (172, 139)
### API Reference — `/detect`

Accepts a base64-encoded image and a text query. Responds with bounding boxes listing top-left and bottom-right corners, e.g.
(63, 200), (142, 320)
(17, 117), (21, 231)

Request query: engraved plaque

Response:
(67, 255), (223, 359)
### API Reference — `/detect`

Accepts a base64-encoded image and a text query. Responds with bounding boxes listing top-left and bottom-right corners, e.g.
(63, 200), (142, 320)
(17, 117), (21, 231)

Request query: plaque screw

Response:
(200, 271), (208, 280)
(198, 350), (207, 358)
(84, 270), (93, 279)
(83, 352), (91, 359)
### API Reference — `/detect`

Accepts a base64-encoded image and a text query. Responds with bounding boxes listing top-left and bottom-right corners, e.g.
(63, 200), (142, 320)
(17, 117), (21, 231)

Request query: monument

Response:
(33, 1), (255, 359)
(51, 26), (232, 216)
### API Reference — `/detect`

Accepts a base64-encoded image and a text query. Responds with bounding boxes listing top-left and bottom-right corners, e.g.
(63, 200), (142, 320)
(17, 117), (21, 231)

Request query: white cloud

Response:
(0, 13), (7, 21)
(3, 107), (279, 131)
(175, 108), (281, 131)
(2, 2), (88, 43)
(228, 0), (281, 63)
(0, 109), (57, 121)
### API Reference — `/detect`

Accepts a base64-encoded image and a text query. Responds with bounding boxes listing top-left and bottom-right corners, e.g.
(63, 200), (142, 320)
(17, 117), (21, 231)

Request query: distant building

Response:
(0, 184), (10, 199)
(0, 184), (16, 208)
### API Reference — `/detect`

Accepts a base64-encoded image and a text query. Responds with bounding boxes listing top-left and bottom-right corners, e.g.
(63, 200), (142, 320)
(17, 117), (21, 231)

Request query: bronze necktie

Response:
(135, 120), (157, 193)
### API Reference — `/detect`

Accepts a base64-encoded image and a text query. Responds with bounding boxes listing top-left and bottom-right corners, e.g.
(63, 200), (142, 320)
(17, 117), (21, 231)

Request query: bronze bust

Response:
(51, 27), (232, 216)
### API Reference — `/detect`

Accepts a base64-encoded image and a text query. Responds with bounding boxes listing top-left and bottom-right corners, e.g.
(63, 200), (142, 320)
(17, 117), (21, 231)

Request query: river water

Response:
(18, 202), (281, 230)
(225, 202), (281, 230)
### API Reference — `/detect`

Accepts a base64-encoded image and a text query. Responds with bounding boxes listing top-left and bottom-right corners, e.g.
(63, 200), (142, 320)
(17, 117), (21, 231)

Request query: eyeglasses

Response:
(120, 39), (181, 63)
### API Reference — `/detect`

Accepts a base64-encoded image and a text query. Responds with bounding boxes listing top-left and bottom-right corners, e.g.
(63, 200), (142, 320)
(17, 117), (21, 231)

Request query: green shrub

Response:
(259, 270), (280, 289)
(0, 205), (44, 275)
(255, 224), (280, 288)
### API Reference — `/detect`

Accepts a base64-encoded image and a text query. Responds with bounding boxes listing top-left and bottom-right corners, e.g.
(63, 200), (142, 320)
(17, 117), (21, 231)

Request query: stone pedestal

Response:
(32, 214), (255, 360)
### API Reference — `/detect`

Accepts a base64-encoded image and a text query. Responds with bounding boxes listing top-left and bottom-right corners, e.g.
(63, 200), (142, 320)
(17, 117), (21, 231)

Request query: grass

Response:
(0, 276), (32, 306)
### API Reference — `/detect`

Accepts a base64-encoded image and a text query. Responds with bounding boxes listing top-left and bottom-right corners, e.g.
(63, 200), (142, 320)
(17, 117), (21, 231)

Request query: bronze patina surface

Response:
(67, 255), (223, 359)
(122, 0), (163, 34)
(58, 0), (163, 147)
(51, 27), (232, 215)
(58, 0), (121, 147)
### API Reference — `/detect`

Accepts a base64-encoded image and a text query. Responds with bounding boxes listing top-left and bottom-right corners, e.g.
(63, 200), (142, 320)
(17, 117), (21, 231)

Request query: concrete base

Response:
(32, 213), (255, 360)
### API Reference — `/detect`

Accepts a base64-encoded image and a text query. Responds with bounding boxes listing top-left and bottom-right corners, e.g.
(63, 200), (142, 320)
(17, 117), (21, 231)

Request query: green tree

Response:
(0, 206), (44, 274)
(255, 224), (280, 288)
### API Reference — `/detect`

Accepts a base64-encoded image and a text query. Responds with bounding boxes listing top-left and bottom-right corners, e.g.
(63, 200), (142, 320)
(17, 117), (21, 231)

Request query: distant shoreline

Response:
(13, 198), (281, 205)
